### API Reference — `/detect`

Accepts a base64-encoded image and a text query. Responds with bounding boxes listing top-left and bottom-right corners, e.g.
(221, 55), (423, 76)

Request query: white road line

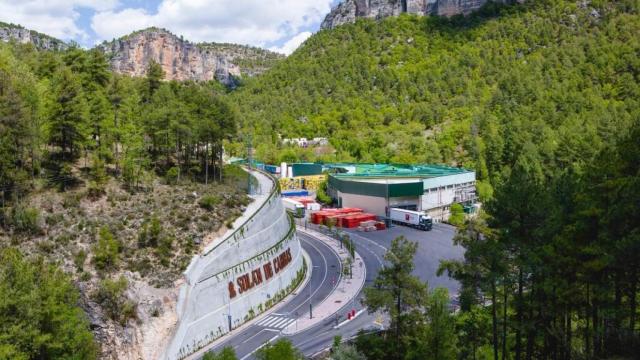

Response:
(240, 328), (278, 345)
(276, 318), (294, 328)
(240, 334), (279, 360)
(349, 232), (385, 267)
(255, 317), (270, 326)
(255, 317), (271, 326)
(298, 231), (343, 306)
(281, 318), (296, 328)
(288, 236), (330, 314)
(270, 318), (289, 328)
(260, 317), (280, 327)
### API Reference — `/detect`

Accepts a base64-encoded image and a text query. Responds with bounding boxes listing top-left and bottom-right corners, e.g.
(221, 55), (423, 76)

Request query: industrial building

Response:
(251, 161), (477, 222)
(325, 164), (476, 222)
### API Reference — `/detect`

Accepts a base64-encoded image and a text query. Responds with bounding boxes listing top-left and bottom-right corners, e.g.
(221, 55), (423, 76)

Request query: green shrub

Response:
(203, 347), (238, 360)
(62, 192), (81, 209)
(93, 226), (120, 271)
(165, 167), (180, 185)
(91, 154), (108, 185)
(92, 276), (137, 325)
(157, 234), (174, 267)
(138, 216), (162, 248)
(199, 195), (221, 210)
(316, 176), (332, 204)
(74, 249), (87, 271)
(448, 203), (465, 227)
(9, 206), (41, 234)
(0, 248), (98, 359)
(86, 181), (106, 200)
(45, 213), (64, 226)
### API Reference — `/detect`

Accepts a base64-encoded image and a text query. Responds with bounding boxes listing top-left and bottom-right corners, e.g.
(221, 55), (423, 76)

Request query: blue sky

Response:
(0, 0), (342, 54)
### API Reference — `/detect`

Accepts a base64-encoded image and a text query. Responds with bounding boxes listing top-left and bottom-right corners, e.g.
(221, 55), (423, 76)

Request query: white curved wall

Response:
(165, 170), (305, 359)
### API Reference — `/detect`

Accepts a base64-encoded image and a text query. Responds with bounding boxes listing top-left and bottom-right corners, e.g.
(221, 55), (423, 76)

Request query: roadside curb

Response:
(283, 226), (366, 335)
(333, 308), (367, 329)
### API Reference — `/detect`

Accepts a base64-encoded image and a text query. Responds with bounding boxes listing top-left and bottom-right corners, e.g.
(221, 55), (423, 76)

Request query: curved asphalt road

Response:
(287, 230), (387, 356)
(201, 223), (459, 359)
(202, 232), (343, 359)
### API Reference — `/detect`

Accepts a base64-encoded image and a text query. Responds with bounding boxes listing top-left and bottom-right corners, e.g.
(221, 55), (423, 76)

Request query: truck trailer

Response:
(389, 208), (433, 231)
(282, 198), (305, 218)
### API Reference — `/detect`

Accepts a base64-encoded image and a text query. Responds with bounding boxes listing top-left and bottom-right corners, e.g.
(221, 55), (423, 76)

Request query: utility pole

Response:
(309, 283), (313, 319)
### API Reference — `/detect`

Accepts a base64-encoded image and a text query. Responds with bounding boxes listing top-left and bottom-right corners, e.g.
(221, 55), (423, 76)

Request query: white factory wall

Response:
(165, 172), (304, 360)
(338, 191), (387, 216)
(422, 187), (457, 212)
(421, 172), (476, 222)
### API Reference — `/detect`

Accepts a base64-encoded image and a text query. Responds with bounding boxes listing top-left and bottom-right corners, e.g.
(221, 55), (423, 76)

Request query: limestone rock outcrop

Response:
(99, 28), (283, 86)
(321, 0), (526, 29)
(0, 23), (67, 51)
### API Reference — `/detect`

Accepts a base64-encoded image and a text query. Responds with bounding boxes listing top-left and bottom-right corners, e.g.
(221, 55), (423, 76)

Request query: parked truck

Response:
(282, 198), (306, 218)
(389, 208), (433, 231)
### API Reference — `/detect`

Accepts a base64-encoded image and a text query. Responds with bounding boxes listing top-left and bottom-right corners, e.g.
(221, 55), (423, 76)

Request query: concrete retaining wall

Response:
(164, 170), (305, 359)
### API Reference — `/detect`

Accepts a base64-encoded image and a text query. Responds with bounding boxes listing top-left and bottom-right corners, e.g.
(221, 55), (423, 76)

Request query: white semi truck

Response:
(389, 208), (433, 231)
(282, 198), (305, 218)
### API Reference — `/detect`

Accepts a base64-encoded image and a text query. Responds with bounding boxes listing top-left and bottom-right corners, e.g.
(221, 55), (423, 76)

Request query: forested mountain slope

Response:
(0, 40), (248, 358)
(232, 0), (639, 186)
(228, 3), (640, 358)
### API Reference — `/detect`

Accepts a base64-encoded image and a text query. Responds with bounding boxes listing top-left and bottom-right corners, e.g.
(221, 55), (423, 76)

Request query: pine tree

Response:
(47, 67), (88, 161)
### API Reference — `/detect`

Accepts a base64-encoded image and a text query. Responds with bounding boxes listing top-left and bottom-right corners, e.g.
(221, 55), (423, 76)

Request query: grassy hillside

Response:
(231, 0), (639, 182)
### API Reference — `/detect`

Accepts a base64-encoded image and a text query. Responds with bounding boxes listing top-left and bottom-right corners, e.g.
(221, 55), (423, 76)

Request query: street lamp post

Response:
(309, 282), (313, 319)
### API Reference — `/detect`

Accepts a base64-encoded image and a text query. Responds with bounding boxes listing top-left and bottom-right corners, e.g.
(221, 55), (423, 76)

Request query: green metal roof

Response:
(330, 163), (472, 179)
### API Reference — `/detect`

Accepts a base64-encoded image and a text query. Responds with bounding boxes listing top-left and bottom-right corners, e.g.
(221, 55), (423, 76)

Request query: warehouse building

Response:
(325, 164), (476, 222)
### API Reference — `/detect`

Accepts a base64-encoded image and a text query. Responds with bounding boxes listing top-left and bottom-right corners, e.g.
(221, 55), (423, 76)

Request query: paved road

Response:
(203, 232), (343, 359)
(345, 223), (463, 297)
(202, 223), (461, 359)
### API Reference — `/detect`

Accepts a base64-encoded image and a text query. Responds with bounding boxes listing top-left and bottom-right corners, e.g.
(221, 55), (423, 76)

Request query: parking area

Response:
(344, 223), (464, 297)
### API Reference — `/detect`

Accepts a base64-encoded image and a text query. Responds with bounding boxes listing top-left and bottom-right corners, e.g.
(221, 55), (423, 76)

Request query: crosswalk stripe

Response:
(256, 316), (274, 326)
(281, 319), (295, 329)
(261, 317), (281, 327)
(270, 318), (290, 328)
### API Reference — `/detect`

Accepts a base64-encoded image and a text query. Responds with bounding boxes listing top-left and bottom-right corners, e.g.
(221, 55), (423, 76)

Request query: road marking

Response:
(258, 317), (280, 327)
(241, 328), (278, 345)
(288, 235), (331, 314)
(255, 315), (297, 330)
(270, 317), (290, 328)
(333, 308), (367, 329)
(348, 232), (385, 267)
(240, 334), (279, 360)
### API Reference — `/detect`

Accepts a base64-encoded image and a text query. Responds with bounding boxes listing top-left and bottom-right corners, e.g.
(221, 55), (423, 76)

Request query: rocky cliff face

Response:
(99, 28), (283, 86)
(321, 0), (525, 29)
(0, 22), (67, 51)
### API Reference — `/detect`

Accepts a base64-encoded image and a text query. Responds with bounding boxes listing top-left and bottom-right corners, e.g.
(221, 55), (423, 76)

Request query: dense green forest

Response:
(1, 0), (639, 358)
(226, 0), (640, 359)
(0, 39), (242, 357)
(231, 0), (638, 194)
